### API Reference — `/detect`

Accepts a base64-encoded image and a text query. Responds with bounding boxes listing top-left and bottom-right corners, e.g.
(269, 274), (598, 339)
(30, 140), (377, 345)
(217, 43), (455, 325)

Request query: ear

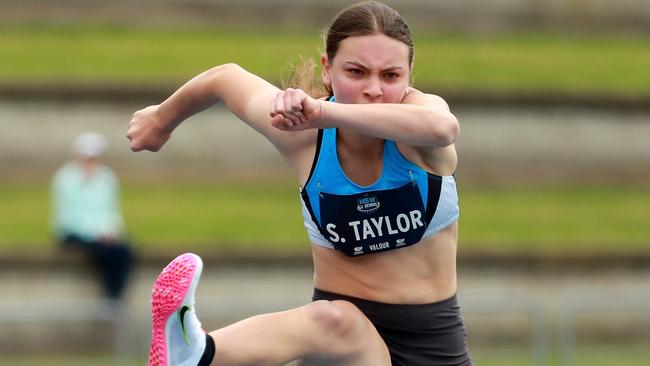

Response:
(321, 54), (331, 88)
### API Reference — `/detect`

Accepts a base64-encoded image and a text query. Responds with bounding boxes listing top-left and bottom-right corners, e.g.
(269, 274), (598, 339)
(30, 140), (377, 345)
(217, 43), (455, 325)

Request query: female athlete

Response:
(128, 1), (471, 365)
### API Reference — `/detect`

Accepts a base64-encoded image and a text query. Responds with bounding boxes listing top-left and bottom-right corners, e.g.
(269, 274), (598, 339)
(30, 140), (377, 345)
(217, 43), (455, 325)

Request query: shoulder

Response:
(402, 88), (451, 112)
(97, 165), (118, 181)
(52, 163), (77, 180)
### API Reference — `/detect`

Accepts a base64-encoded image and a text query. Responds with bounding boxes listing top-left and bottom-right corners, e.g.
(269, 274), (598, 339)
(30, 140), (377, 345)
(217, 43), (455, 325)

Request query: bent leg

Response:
(209, 300), (390, 366)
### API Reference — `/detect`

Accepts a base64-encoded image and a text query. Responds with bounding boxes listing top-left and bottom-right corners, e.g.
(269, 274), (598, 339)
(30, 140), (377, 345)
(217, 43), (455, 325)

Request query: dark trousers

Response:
(60, 234), (134, 300)
(313, 288), (473, 366)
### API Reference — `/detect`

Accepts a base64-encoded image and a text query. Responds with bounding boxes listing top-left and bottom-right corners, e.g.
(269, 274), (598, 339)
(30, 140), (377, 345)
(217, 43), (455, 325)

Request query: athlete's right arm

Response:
(127, 63), (316, 174)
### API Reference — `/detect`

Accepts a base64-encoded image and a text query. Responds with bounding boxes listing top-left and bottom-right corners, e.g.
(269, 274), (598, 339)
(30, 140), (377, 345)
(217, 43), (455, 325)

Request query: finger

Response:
(270, 115), (289, 129)
(281, 110), (302, 125)
(283, 89), (298, 114)
(285, 90), (309, 124)
(130, 140), (143, 152)
(271, 115), (299, 131)
(285, 112), (305, 126)
(280, 118), (294, 130)
(293, 110), (307, 124)
(278, 92), (302, 125)
(269, 96), (279, 117)
(270, 91), (285, 117)
(290, 89), (304, 113)
(274, 91), (286, 116)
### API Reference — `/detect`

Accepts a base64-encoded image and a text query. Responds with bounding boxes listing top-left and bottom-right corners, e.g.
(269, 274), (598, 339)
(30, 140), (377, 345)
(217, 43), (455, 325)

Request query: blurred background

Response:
(1, 0), (649, 365)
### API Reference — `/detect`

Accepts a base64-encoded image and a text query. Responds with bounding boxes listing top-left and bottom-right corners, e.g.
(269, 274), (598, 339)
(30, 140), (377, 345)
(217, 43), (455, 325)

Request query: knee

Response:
(300, 301), (390, 363)
(305, 300), (368, 346)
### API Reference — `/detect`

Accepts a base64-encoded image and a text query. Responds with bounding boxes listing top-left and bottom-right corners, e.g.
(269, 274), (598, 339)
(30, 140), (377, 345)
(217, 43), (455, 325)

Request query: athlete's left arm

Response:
(324, 88), (459, 147)
(270, 87), (458, 147)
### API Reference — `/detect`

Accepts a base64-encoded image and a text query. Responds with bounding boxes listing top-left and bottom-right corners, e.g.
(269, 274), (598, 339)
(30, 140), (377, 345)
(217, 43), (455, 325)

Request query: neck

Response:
(337, 129), (383, 158)
(76, 158), (99, 178)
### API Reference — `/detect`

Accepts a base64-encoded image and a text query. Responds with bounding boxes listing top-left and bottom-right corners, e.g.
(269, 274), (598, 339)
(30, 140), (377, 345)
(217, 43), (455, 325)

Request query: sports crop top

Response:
(300, 122), (459, 257)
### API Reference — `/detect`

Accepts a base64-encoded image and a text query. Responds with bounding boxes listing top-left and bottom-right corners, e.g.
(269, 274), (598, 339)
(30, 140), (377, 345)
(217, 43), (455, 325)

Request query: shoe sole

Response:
(148, 253), (203, 366)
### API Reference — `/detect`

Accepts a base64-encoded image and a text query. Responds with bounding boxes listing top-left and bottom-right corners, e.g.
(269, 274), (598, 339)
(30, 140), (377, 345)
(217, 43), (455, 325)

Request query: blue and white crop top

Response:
(300, 125), (459, 257)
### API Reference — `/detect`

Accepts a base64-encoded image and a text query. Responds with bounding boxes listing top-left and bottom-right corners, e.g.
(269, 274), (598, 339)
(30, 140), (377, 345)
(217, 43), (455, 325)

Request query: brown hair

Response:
(283, 1), (414, 97)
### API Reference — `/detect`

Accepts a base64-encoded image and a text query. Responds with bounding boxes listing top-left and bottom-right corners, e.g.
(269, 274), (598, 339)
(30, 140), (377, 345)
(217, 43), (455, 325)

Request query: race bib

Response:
(319, 182), (426, 256)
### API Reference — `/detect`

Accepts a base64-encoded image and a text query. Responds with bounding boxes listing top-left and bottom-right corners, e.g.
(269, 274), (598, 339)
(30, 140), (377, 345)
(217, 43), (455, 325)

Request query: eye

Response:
(384, 72), (399, 80)
(348, 68), (364, 76)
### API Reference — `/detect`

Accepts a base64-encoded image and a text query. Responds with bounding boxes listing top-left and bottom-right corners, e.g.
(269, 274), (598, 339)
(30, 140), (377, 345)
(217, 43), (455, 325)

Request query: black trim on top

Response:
(300, 189), (327, 238)
(302, 128), (324, 189)
(425, 173), (443, 224)
(299, 128), (327, 242)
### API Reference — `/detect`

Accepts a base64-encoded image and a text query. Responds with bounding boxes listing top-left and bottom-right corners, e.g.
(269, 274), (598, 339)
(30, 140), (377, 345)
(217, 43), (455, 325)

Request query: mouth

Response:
(358, 98), (384, 104)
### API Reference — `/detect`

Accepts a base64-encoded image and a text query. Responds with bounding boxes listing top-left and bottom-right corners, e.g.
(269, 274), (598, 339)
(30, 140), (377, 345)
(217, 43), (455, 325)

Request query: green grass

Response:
(1, 181), (648, 253)
(458, 185), (650, 252)
(1, 24), (649, 96)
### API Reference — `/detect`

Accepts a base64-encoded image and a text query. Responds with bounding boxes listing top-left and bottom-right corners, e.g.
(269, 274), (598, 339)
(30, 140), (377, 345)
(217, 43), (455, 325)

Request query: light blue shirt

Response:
(51, 162), (125, 241)
(300, 128), (459, 256)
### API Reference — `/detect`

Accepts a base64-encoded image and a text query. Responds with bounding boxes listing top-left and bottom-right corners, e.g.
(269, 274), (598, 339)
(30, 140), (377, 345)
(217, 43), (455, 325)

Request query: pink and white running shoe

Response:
(148, 253), (206, 366)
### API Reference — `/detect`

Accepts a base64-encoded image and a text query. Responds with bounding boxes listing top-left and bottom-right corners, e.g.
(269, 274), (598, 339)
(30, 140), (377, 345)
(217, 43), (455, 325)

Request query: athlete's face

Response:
(322, 33), (411, 104)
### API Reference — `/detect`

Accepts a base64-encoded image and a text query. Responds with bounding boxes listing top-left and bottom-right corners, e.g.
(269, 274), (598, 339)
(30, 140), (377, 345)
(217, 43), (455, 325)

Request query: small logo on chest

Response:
(357, 196), (380, 213)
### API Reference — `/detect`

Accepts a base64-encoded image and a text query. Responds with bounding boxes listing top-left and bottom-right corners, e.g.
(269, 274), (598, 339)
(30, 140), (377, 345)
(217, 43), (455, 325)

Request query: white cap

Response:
(72, 132), (108, 157)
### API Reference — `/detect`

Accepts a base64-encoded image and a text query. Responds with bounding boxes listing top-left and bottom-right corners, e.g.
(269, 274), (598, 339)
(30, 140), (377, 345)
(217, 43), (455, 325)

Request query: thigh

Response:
(207, 300), (390, 366)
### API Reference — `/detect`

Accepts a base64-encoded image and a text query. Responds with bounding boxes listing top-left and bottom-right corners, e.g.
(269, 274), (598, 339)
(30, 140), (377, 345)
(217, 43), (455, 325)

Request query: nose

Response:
(363, 77), (383, 101)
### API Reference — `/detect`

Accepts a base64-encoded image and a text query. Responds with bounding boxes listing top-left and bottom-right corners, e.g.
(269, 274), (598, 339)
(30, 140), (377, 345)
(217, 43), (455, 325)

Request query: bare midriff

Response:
(311, 221), (458, 304)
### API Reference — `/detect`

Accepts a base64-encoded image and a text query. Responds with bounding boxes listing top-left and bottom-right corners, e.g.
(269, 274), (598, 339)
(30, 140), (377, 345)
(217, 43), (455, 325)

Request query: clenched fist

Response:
(127, 105), (173, 152)
(269, 88), (324, 131)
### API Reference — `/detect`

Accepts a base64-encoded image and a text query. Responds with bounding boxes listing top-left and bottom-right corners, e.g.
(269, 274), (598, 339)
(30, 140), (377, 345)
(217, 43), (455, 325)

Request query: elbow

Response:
(442, 112), (460, 145)
(422, 109), (459, 147)
(196, 63), (244, 99)
(204, 63), (241, 79)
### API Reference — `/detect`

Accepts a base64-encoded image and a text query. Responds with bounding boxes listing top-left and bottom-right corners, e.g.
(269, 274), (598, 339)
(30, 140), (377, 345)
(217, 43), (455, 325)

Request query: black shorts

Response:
(312, 288), (473, 366)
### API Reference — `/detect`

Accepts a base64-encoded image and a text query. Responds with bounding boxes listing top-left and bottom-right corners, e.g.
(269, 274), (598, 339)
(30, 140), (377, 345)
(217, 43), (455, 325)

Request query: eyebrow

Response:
(345, 61), (403, 71)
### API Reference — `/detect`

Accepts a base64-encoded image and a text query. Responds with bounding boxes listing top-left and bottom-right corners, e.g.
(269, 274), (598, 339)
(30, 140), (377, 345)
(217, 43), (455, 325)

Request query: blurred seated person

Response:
(51, 132), (134, 302)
